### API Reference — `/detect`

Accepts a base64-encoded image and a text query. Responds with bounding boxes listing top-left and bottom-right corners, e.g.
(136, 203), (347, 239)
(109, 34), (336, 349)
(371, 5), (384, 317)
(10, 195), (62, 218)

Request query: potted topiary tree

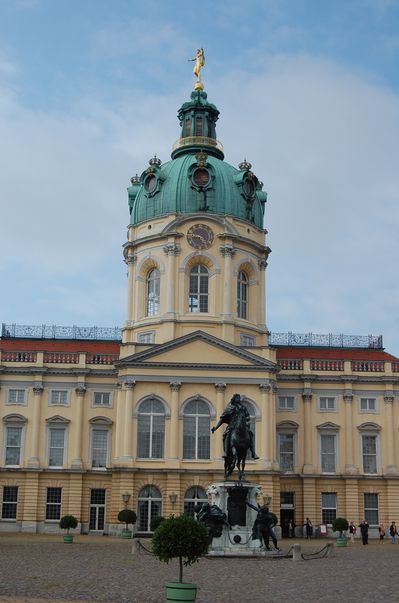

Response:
(59, 515), (78, 543)
(118, 509), (137, 539)
(152, 514), (209, 603)
(332, 517), (349, 547)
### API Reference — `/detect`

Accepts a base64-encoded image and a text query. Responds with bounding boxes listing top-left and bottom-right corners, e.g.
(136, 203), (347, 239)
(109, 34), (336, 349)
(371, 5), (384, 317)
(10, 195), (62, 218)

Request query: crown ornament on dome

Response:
(238, 159), (252, 171)
(149, 155), (162, 168)
(130, 174), (140, 184)
(195, 150), (208, 167)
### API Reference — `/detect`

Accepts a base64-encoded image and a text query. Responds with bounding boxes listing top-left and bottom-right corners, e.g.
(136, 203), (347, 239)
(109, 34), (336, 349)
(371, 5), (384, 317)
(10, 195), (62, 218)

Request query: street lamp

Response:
(169, 492), (178, 506)
(122, 492), (131, 508)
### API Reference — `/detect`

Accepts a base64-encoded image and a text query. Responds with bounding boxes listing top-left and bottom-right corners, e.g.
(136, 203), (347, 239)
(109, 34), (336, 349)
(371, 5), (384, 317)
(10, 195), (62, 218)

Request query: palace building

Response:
(1, 79), (398, 537)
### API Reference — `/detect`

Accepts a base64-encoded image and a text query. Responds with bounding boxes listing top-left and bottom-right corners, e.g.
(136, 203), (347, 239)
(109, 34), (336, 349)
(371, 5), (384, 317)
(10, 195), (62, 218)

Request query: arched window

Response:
(237, 271), (248, 319)
(137, 399), (165, 459)
(242, 400), (256, 459)
(183, 400), (211, 459)
(189, 265), (209, 313)
(146, 269), (160, 316)
(137, 485), (162, 532)
(184, 486), (208, 517)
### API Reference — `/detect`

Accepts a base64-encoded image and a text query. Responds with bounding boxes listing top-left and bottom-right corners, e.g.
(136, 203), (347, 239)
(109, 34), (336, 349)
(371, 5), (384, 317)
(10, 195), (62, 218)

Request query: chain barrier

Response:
(301, 543), (332, 560)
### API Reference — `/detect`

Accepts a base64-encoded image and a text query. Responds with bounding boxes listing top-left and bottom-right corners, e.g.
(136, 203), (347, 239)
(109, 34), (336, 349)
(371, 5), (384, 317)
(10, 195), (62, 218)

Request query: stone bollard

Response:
(131, 538), (140, 555)
(325, 542), (334, 557)
(292, 543), (301, 561)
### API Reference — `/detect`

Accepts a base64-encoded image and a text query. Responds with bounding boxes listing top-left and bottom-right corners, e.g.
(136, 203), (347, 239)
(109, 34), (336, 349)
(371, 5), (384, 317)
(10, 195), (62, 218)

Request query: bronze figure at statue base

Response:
(196, 481), (283, 557)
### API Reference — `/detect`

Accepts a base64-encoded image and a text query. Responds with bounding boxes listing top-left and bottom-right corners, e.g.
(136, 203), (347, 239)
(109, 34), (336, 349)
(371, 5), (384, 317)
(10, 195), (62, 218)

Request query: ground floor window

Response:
(2, 486), (18, 519)
(321, 492), (337, 524)
(183, 486), (207, 517)
(45, 487), (62, 520)
(364, 493), (379, 525)
(137, 485), (162, 532)
(89, 489), (106, 531)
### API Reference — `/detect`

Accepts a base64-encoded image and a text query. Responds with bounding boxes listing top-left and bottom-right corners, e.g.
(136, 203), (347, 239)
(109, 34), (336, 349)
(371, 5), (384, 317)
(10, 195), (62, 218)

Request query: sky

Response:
(0, 0), (398, 354)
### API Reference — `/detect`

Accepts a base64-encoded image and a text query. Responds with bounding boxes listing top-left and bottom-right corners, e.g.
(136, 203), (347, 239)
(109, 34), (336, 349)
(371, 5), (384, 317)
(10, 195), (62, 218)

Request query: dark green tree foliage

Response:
(332, 517), (349, 536)
(117, 509), (137, 530)
(152, 515), (209, 583)
(59, 515), (78, 534)
(150, 515), (165, 532)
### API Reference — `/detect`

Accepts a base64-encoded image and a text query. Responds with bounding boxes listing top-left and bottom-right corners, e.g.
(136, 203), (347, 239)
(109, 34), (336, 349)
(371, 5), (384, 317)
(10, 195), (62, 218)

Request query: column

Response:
(220, 245), (235, 317)
(257, 257), (268, 329)
(28, 383), (43, 468)
(71, 385), (86, 469)
(302, 390), (314, 473)
(344, 392), (356, 474)
(302, 478), (317, 526)
(384, 393), (398, 473)
(164, 244), (180, 315)
(259, 383), (270, 468)
(113, 383), (123, 462)
(168, 382), (181, 461)
(122, 381), (135, 461)
(345, 478), (360, 525)
(124, 253), (137, 326)
(214, 383), (226, 460)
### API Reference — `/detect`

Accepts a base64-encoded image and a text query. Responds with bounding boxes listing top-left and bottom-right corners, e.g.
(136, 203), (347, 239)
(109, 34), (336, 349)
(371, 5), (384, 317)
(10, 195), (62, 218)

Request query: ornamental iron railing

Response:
(270, 332), (383, 349)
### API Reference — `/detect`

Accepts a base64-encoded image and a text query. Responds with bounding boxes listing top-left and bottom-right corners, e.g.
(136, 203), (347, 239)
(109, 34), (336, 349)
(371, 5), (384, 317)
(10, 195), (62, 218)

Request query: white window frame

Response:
(359, 397), (377, 413)
(92, 391), (112, 408)
(278, 432), (296, 473)
(240, 333), (256, 347)
(49, 389), (70, 406)
(321, 492), (337, 525)
(90, 427), (111, 469)
(278, 396), (296, 411)
(136, 399), (166, 460)
(364, 493), (379, 525)
(1, 485), (18, 521)
(319, 432), (338, 473)
(7, 388), (27, 405)
(45, 487), (62, 521)
(47, 427), (67, 468)
(4, 425), (24, 467)
(237, 271), (248, 320)
(361, 432), (379, 475)
(146, 268), (161, 317)
(319, 396), (337, 412)
(188, 264), (209, 313)
(137, 331), (155, 344)
(183, 400), (211, 460)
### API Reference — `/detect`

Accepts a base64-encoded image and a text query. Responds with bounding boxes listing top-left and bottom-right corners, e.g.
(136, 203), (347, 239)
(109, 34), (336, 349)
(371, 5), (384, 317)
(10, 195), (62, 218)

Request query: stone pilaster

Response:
(214, 383), (226, 460)
(164, 243), (181, 316)
(343, 392), (357, 474)
(71, 385), (86, 469)
(113, 383), (123, 462)
(302, 390), (314, 473)
(220, 245), (235, 319)
(124, 253), (137, 326)
(27, 383), (43, 468)
(168, 381), (181, 462)
(384, 394), (398, 474)
(122, 381), (135, 462)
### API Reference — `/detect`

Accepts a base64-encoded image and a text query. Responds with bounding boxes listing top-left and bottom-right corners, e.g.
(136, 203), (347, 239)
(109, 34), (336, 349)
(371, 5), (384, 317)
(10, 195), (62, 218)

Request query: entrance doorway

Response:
(280, 492), (295, 537)
(89, 489), (106, 531)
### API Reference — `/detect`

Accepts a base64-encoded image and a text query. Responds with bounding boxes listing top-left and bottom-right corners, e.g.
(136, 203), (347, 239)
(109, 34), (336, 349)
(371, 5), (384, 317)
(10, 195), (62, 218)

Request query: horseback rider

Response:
(211, 393), (259, 460)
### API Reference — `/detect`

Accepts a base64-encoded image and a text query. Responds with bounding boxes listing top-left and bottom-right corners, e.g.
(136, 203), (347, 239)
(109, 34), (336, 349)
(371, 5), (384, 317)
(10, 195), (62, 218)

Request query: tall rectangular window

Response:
(278, 396), (295, 410)
(50, 390), (68, 405)
(362, 435), (377, 474)
(195, 116), (203, 136)
(320, 434), (336, 473)
(2, 486), (18, 520)
(91, 430), (109, 468)
(46, 487), (62, 520)
(5, 427), (22, 465)
(360, 398), (376, 412)
(48, 428), (66, 467)
(7, 389), (26, 404)
(364, 493), (379, 525)
(279, 433), (295, 472)
(321, 493), (337, 524)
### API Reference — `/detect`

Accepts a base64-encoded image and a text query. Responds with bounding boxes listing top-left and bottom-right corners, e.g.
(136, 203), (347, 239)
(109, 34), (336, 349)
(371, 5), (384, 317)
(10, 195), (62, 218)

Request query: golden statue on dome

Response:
(189, 48), (205, 90)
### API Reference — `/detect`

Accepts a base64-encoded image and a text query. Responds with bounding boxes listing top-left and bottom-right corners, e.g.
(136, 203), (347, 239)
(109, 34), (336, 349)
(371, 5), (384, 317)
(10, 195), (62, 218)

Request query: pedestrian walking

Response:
(288, 519), (296, 538)
(359, 520), (369, 545)
(305, 517), (313, 539)
(378, 523), (385, 543)
(349, 521), (357, 543)
(389, 521), (397, 543)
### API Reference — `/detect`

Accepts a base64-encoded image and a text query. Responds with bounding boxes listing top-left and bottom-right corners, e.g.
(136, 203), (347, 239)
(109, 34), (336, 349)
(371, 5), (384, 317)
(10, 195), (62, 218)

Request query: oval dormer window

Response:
(243, 178), (255, 197)
(193, 168), (209, 188)
(145, 174), (157, 193)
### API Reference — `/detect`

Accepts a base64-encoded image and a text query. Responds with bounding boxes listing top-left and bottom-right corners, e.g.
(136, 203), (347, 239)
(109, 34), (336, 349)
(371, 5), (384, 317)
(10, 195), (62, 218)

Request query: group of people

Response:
(349, 520), (399, 545)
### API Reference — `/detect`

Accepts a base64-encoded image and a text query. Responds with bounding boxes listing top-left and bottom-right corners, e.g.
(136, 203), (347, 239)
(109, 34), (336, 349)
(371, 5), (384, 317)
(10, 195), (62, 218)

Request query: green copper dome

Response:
(128, 90), (267, 229)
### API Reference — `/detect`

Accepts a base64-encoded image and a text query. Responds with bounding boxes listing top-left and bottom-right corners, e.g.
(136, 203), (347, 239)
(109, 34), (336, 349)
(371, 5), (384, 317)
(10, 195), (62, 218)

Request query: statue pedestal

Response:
(205, 481), (283, 557)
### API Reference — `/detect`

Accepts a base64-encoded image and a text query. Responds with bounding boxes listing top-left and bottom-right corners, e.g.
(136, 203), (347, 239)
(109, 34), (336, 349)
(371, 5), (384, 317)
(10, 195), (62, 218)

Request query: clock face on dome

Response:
(187, 224), (214, 250)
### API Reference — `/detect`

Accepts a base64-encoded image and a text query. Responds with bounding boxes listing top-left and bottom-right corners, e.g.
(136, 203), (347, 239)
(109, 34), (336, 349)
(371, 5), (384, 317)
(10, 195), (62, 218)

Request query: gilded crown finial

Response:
(148, 155), (162, 168)
(238, 159), (252, 171)
(189, 48), (205, 91)
(130, 174), (140, 184)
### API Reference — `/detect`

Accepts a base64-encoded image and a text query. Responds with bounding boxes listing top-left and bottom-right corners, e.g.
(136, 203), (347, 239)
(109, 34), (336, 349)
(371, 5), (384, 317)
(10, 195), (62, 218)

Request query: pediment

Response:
(117, 330), (276, 371)
(358, 422), (381, 432)
(317, 421), (340, 431)
(46, 415), (70, 424)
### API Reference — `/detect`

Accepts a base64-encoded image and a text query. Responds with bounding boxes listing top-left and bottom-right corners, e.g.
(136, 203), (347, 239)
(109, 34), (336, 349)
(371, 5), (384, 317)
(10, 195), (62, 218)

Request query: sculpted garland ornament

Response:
(187, 224), (214, 249)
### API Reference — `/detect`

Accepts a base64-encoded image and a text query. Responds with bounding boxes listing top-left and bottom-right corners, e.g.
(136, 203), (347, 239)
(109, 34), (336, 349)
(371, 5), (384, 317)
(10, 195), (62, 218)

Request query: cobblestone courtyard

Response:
(0, 534), (398, 603)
